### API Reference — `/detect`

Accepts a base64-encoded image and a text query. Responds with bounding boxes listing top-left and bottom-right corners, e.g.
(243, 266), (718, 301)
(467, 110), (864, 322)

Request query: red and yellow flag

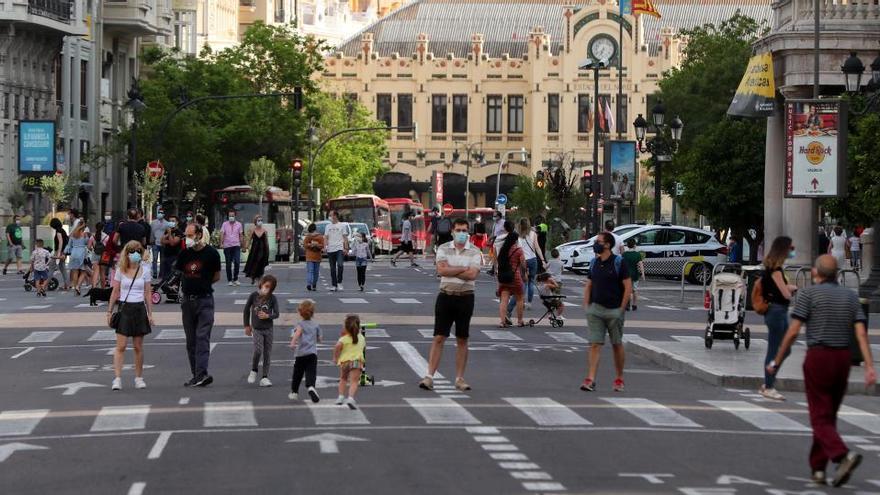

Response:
(632, 0), (661, 18)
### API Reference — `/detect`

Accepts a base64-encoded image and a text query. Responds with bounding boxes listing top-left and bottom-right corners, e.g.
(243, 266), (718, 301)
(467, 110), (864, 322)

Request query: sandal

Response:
(517, 322), (526, 327)
(498, 322), (512, 328)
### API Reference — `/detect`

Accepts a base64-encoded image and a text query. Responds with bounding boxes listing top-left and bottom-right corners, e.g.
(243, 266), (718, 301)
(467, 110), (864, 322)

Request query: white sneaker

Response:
(338, 284), (344, 291)
(247, 371), (257, 384)
(557, 315), (566, 321)
(259, 377), (272, 387)
(111, 377), (122, 391)
(331, 286), (338, 292)
(228, 281), (234, 286)
(134, 377), (147, 389)
(345, 397), (358, 410)
(288, 392), (299, 401)
(335, 395), (345, 405)
(233, 280), (240, 286)
(526, 302), (533, 310)
(759, 385), (785, 401)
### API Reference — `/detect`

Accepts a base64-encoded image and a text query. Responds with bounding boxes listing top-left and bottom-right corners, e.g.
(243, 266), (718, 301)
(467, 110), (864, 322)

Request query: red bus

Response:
(325, 194), (393, 253)
(423, 207), (497, 249)
(211, 185), (294, 261)
(385, 198), (427, 253)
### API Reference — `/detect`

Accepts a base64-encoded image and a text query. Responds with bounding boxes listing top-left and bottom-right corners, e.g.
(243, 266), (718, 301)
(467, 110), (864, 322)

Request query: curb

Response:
(625, 338), (879, 397)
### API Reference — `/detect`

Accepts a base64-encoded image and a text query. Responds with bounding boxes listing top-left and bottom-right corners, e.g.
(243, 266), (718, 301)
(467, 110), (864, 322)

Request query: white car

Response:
(562, 224), (727, 284)
(555, 224), (643, 268)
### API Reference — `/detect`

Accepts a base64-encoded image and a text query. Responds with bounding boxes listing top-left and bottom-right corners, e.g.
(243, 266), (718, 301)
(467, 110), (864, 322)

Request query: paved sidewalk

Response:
(626, 334), (880, 396)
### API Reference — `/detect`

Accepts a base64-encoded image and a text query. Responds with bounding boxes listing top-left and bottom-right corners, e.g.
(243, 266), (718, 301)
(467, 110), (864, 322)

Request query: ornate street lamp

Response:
(633, 100), (683, 223)
(842, 52), (865, 93)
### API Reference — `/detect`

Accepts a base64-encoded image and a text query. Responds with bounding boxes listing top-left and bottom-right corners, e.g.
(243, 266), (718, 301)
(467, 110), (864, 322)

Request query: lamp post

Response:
(451, 141), (485, 220)
(632, 100), (683, 223)
(579, 59), (609, 234)
(494, 147), (528, 210)
(126, 79), (147, 211)
(840, 51), (880, 311)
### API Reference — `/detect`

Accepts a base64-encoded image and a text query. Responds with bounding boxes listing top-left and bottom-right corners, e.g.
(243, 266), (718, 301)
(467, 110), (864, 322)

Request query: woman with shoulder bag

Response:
(496, 221), (526, 327)
(506, 218), (545, 316)
(107, 241), (154, 391)
(759, 236), (798, 401)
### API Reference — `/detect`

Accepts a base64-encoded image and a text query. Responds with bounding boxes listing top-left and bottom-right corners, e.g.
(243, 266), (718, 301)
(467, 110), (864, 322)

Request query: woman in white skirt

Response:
(107, 241), (154, 390)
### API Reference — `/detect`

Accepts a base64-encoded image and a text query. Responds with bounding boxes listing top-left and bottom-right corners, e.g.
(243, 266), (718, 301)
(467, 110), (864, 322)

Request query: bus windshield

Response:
(331, 199), (378, 227)
(390, 208), (406, 234)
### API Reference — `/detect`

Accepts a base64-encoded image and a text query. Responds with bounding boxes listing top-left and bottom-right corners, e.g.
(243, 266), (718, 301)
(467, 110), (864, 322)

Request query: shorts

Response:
(399, 241), (413, 253)
(434, 292), (475, 339)
(8, 244), (22, 260)
(339, 360), (362, 374)
(586, 303), (625, 345)
(33, 270), (49, 281)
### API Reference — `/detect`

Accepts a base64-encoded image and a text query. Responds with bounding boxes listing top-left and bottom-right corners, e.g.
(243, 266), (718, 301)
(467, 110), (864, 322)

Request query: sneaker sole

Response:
(580, 384), (595, 392)
(419, 383), (433, 391)
(347, 402), (357, 410)
(833, 455), (862, 487)
(308, 391), (320, 403)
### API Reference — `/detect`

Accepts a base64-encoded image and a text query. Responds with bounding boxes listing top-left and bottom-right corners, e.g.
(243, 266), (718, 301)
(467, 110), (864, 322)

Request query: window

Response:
(376, 93), (392, 127)
(397, 94), (413, 128)
(80, 60), (88, 120)
(431, 94), (447, 133)
(452, 94), (468, 133)
(634, 229), (660, 246)
(547, 93), (559, 133)
(666, 230), (687, 245)
(508, 95), (524, 134)
(577, 94), (591, 133)
(486, 95), (502, 133)
(686, 231), (711, 244)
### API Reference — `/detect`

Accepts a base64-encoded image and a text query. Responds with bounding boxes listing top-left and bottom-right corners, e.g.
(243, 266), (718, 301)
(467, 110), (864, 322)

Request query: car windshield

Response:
(350, 223), (370, 236)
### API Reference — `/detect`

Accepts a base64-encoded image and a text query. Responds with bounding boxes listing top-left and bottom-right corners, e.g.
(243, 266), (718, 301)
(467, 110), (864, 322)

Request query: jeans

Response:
(507, 257), (538, 315)
(151, 245), (162, 279)
(763, 303), (791, 388)
(306, 261), (320, 289)
(181, 296), (215, 379)
(328, 250), (344, 287)
(223, 246), (241, 282)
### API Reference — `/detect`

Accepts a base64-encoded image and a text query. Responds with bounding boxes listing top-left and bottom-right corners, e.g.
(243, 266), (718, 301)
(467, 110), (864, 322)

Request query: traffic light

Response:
(581, 170), (593, 196)
(291, 159), (303, 190)
(535, 170), (546, 189)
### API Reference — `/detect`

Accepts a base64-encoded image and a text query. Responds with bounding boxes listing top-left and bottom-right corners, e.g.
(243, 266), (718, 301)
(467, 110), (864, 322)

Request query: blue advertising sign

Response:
(605, 140), (637, 203)
(18, 121), (56, 174)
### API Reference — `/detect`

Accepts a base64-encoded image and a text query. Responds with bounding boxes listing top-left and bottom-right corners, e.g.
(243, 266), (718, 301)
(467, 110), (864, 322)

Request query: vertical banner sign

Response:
(18, 121), (56, 174)
(784, 99), (848, 198)
(604, 140), (637, 203)
(432, 170), (444, 208)
(727, 52), (776, 118)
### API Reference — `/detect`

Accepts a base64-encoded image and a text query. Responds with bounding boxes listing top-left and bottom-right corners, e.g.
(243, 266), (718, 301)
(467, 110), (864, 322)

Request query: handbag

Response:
(751, 276), (769, 315)
(110, 266), (140, 329)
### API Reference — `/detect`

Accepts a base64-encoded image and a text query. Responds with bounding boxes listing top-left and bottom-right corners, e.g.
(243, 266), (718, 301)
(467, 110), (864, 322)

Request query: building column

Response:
(763, 108), (784, 244)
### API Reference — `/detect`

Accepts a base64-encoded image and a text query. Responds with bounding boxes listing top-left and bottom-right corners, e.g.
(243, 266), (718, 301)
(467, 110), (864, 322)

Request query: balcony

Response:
(102, 0), (162, 36)
(27, 0), (73, 23)
(2, 0), (86, 36)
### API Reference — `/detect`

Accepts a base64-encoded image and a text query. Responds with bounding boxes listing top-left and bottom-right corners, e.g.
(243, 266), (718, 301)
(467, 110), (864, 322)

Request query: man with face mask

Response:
(150, 210), (169, 279)
(419, 218), (482, 392)
(175, 224), (222, 387)
(160, 215), (183, 279)
(4, 215), (24, 275)
(220, 210), (244, 286)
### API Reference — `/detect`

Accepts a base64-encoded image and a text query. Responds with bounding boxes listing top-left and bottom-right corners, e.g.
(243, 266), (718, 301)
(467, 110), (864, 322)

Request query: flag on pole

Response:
(632, 0), (661, 18)
(596, 100), (606, 132)
(604, 97), (615, 133)
(620, 0), (632, 15)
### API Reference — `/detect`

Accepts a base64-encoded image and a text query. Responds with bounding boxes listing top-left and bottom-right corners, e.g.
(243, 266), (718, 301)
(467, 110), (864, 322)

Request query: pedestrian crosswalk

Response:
(4, 396), (879, 437)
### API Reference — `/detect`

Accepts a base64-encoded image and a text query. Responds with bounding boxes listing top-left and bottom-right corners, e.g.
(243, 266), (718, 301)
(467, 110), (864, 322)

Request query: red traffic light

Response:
(291, 159), (303, 170)
(582, 170), (592, 179)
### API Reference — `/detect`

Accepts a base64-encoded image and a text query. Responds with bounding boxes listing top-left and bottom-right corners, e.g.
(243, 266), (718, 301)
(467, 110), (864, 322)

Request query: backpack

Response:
(437, 217), (452, 235)
(590, 255), (623, 280)
(93, 233), (105, 255)
(751, 276), (769, 315)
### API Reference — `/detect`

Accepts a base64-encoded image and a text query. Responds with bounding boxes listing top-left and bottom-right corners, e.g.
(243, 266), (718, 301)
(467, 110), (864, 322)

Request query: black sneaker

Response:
(193, 375), (213, 387)
(832, 451), (862, 487)
(183, 376), (198, 387)
(390, 259), (397, 266)
(308, 386), (320, 403)
(306, 285), (312, 291)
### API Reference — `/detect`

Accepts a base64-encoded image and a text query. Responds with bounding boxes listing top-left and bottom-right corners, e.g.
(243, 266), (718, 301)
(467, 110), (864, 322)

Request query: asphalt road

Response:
(1, 260), (878, 494)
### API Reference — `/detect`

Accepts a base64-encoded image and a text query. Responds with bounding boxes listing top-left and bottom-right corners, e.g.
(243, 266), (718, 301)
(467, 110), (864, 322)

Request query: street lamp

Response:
(452, 141), (485, 220)
(839, 51), (880, 311)
(632, 99), (684, 223)
(579, 58), (608, 234)
(494, 148), (528, 210)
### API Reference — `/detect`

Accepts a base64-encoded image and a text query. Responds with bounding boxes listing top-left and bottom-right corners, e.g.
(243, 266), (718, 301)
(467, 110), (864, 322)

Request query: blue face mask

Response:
(454, 232), (469, 244)
(128, 252), (142, 264)
(788, 249), (797, 259)
(157, 213), (164, 219)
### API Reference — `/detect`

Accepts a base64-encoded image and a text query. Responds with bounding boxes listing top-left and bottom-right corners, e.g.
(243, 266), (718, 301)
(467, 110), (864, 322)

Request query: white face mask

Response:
(185, 237), (196, 248)
(259, 287), (270, 296)
(256, 220), (263, 227)
(104, 215), (111, 221)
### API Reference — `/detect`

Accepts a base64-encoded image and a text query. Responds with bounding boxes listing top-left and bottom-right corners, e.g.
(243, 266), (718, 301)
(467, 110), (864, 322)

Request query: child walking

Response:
(536, 272), (564, 319)
(289, 299), (322, 402)
(353, 232), (372, 291)
(243, 274), (280, 387)
(30, 239), (52, 297)
(334, 314), (366, 409)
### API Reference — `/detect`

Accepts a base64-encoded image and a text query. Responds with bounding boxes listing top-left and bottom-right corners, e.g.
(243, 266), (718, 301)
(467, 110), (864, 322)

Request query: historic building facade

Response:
(319, 0), (770, 216)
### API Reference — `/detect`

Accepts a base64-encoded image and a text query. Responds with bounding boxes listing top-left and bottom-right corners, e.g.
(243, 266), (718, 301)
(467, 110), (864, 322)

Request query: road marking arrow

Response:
(286, 433), (367, 454)
(0, 443), (48, 463)
(44, 381), (105, 396)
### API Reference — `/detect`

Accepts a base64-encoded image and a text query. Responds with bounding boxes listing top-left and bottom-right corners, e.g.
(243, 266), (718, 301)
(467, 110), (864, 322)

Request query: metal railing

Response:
(793, 266), (813, 289)
(27, 0), (73, 23)
(838, 268), (861, 290)
(679, 261), (710, 303)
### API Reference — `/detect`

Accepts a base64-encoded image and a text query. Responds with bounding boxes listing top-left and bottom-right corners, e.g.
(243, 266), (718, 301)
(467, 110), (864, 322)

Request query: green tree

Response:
(824, 111), (880, 226)
(657, 13), (768, 258)
(134, 172), (164, 218)
(40, 174), (70, 215)
(245, 156), (280, 208)
(508, 175), (549, 221)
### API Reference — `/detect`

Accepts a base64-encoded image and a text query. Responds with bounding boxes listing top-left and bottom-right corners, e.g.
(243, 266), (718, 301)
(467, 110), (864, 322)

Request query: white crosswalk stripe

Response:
(287, 299), (304, 304)
(365, 328), (390, 338)
(837, 405), (880, 434)
(19, 331), (63, 343)
(234, 299), (247, 305)
(22, 305), (52, 310)
(390, 341), (443, 379)
(339, 298), (368, 304)
(702, 400), (809, 431)
(88, 330), (116, 341)
(545, 332), (588, 344)
(603, 398), (702, 428)
(504, 398), (591, 426)
(155, 329), (186, 340)
(204, 401), (258, 427)
(391, 298), (421, 304)
(90, 405), (151, 432)
(223, 329), (248, 339)
(417, 329), (435, 338)
(0, 409), (50, 436)
(482, 330), (523, 341)
(404, 398), (481, 424)
(671, 336), (704, 344)
(308, 404), (370, 425)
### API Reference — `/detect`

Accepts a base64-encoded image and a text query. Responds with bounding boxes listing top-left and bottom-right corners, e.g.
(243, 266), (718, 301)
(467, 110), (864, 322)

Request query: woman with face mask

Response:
(827, 225), (849, 271)
(243, 215), (270, 285)
(107, 241), (154, 391)
(758, 236), (799, 401)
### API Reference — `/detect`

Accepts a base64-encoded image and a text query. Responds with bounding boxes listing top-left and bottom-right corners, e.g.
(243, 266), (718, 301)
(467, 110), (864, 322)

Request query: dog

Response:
(83, 287), (112, 306)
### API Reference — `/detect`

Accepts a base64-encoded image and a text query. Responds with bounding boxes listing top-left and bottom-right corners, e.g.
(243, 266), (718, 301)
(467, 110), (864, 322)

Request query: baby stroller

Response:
(22, 269), (59, 292)
(528, 295), (566, 328)
(151, 270), (181, 304)
(704, 266), (750, 350)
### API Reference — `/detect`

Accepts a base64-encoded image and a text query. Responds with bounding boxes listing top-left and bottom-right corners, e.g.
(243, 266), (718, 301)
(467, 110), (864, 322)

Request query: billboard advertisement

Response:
(18, 121), (56, 174)
(604, 140), (637, 203)
(784, 100), (848, 198)
(728, 52), (776, 118)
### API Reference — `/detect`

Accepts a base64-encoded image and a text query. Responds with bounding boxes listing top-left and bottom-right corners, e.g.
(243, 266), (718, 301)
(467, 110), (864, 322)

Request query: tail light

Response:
(716, 246), (729, 256)
(704, 291), (711, 309)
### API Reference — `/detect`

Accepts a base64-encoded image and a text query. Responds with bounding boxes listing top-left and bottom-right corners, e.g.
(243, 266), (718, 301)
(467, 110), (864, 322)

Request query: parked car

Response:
(560, 224), (727, 284)
(555, 224), (644, 268)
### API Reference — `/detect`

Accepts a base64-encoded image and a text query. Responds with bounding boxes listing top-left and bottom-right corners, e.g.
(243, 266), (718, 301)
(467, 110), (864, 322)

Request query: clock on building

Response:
(588, 35), (617, 64)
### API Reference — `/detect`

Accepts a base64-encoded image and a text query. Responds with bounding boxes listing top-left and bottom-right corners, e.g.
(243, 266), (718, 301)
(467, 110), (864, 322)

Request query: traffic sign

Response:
(442, 203), (454, 215)
(146, 160), (164, 179)
(496, 194), (508, 205)
(675, 182), (685, 196)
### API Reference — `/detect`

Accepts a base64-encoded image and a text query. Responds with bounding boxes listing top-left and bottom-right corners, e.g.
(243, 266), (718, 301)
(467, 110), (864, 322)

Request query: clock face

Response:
(590, 36), (616, 63)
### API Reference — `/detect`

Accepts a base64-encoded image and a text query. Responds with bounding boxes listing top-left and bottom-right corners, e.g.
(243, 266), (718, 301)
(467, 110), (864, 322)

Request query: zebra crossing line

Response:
(90, 405), (151, 432)
(503, 398), (591, 426)
(204, 401), (258, 427)
(482, 330), (523, 341)
(0, 409), (49, 436)
(88, 330), (116, 341)
(19, 331), (63, 343)
(545, 332), (588, 344)
(700, 400), (809, 431)
(155, 329), (186, 340)
(603, 397), (702, 428)
(404, 398), (481, 425)
(307, 403), (370, 425)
